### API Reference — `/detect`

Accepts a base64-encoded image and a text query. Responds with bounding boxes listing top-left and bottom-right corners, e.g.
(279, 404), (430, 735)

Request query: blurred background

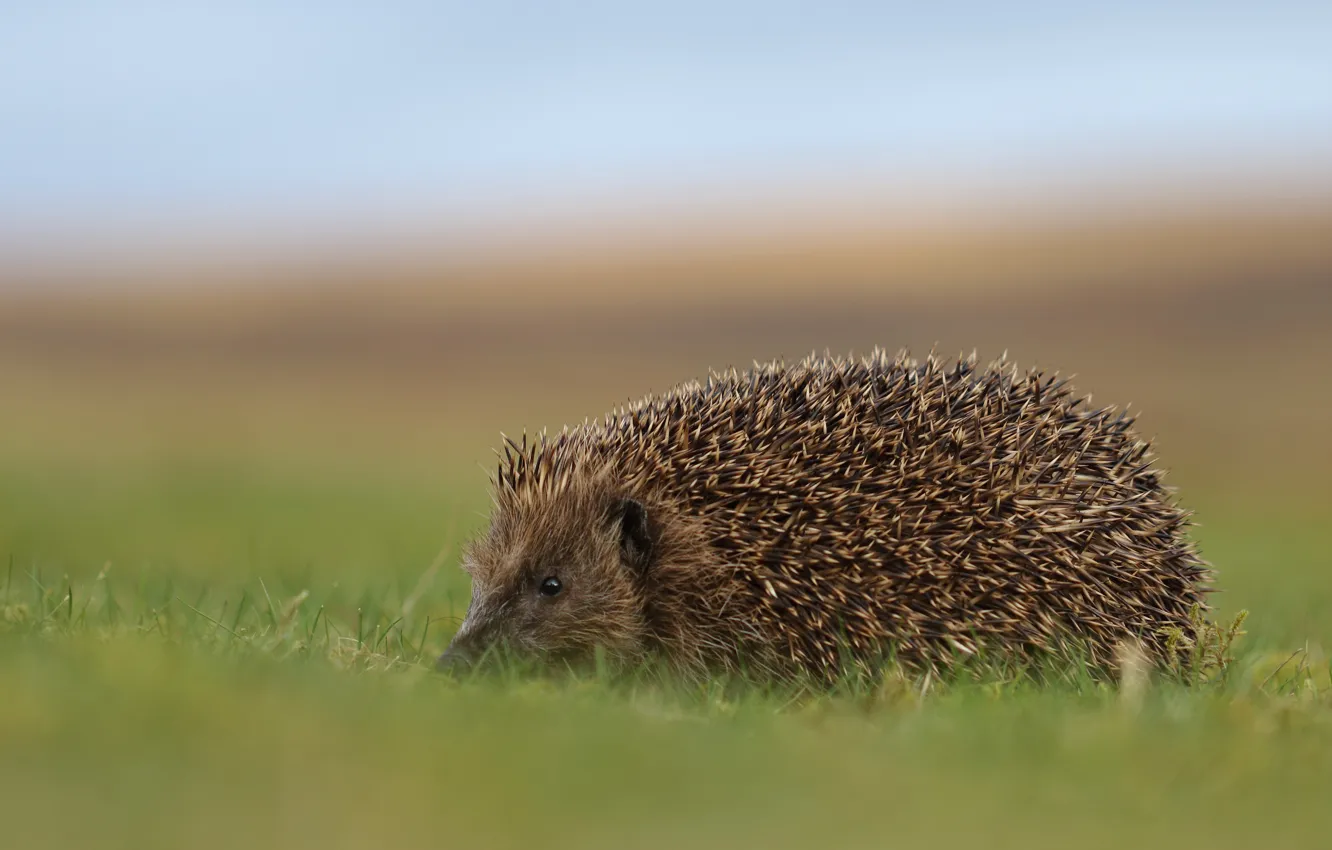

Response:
(3, 1), (1332, 631)
(4, 5), (1332, 848)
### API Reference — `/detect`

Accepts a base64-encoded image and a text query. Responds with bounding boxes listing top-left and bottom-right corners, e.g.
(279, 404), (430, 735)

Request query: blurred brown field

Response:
(4, 188), (1332, 850)
(3, 191), (1331, 513)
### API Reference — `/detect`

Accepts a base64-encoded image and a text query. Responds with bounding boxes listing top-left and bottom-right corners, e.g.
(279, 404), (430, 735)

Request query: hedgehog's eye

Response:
(539, 576), (563, 597)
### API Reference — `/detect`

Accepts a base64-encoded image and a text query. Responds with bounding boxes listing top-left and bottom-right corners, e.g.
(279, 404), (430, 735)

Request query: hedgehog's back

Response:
(576, 351), (1210, 675)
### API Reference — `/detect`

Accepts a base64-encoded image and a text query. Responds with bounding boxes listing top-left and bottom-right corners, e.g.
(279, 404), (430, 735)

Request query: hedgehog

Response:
(440, 349), (1211, 686)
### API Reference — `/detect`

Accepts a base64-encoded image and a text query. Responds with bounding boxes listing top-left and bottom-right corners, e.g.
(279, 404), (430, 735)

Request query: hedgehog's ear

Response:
(614, 498), (653, 573)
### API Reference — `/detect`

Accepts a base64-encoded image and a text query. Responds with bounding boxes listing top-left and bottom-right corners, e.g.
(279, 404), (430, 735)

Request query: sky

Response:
(2, 1), (1331, 240)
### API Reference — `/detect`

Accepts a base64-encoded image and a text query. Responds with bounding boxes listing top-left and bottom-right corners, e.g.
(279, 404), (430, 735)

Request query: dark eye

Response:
(539, 576), (563, 597)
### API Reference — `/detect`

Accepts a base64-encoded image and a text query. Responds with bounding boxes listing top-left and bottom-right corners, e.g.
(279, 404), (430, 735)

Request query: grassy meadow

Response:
(3, 202), (1332, 849)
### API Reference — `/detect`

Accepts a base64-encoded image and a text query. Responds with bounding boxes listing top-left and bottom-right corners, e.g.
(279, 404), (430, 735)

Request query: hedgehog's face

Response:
(439, 494), (654, 674)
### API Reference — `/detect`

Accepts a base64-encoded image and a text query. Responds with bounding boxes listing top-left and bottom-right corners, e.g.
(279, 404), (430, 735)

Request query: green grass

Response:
(2, 454), (1330, 849)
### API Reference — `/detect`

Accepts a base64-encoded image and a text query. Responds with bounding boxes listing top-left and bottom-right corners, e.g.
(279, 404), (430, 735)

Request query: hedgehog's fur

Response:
(442, 350), (1211, 685)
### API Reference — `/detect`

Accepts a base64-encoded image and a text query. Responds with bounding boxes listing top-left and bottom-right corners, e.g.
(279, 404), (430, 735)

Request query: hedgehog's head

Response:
(439, 469), (658, 675)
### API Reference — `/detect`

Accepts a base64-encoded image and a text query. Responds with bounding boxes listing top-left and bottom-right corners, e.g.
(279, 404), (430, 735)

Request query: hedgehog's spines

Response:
(484, 348), (1208, 681)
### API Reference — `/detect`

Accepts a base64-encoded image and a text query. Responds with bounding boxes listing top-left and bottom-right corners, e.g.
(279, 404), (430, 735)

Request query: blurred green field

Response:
(2, 405), (1330, 849)
(0, 453), (1330, 850)
(3, 216), (1332, 848)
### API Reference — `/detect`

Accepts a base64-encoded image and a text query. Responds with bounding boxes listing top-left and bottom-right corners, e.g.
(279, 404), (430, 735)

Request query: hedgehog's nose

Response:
(436, 643), (475, 674)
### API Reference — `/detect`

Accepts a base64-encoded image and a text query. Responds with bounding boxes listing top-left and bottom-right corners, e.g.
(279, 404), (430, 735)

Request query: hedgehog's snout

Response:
(435, 642), (475, 673)
(438, 614), (492, 673)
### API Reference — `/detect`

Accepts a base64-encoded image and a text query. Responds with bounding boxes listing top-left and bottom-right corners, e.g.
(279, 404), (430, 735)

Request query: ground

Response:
(2, 222), (1330, 848)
